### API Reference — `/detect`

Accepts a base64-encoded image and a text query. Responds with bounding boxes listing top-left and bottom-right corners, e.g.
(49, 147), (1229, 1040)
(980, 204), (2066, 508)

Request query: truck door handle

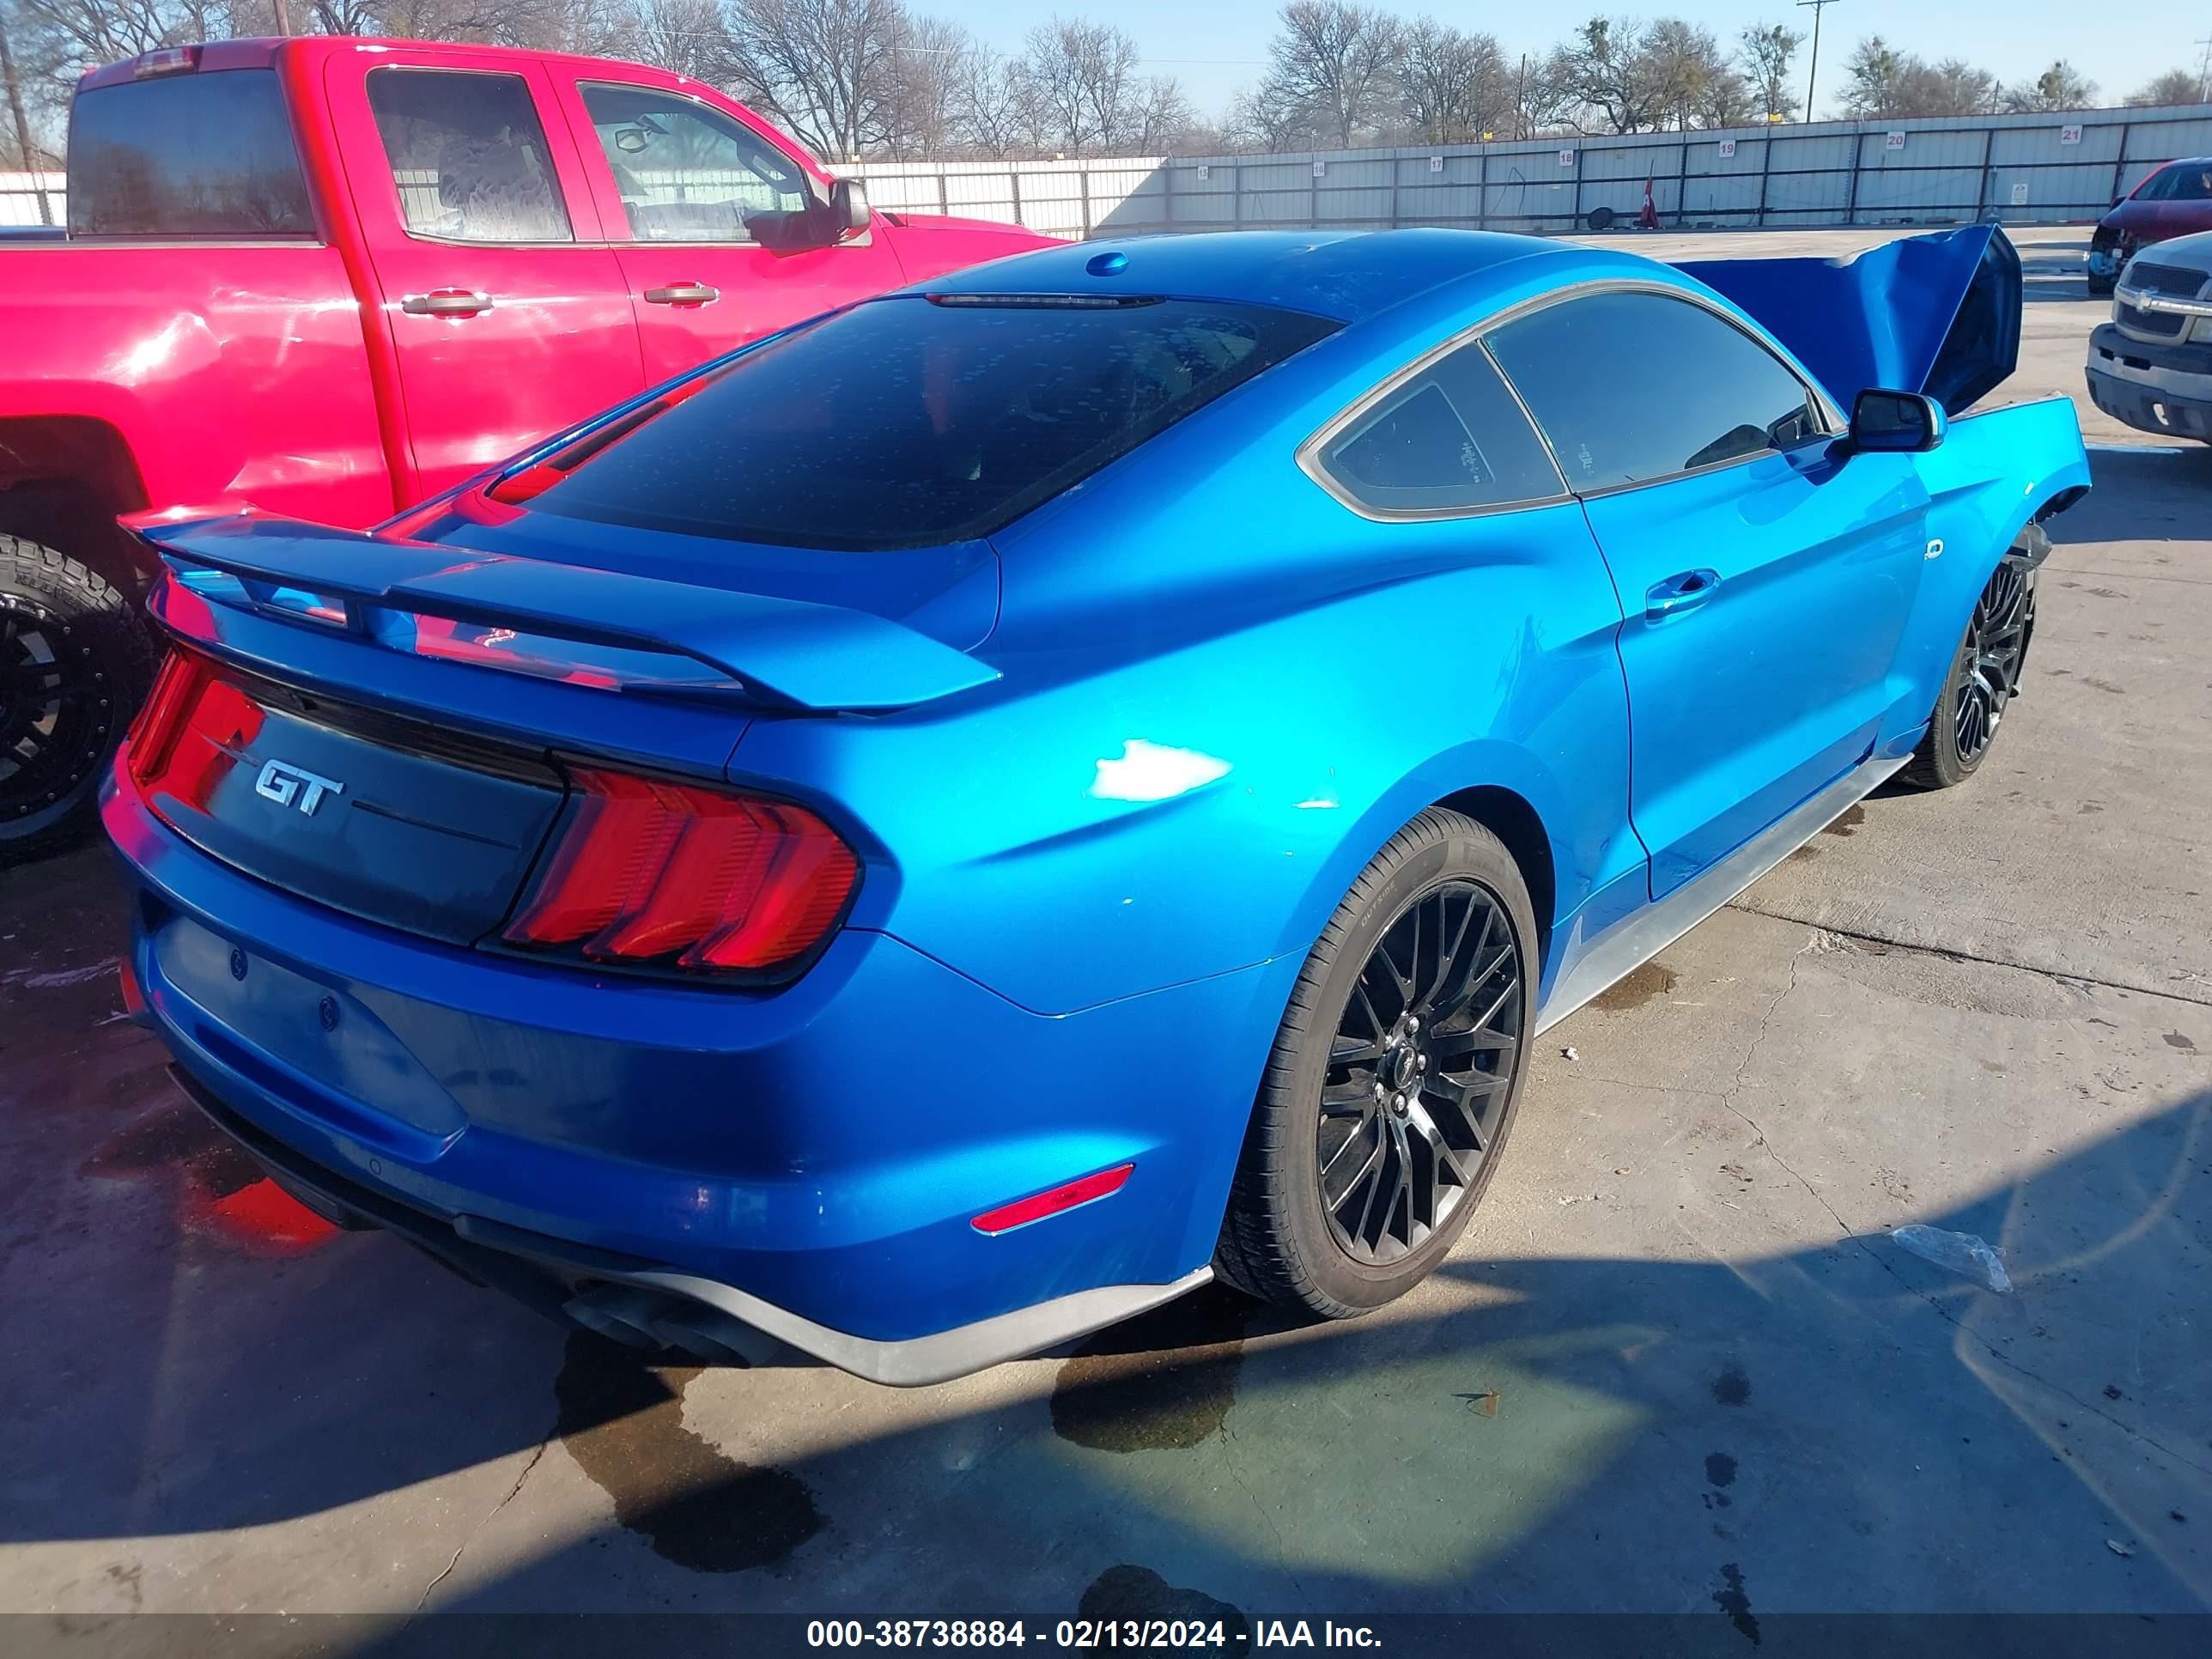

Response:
(643, 283), (720, 307)
(1645, 568), (1721, 619)
(400, 289), (493, 319)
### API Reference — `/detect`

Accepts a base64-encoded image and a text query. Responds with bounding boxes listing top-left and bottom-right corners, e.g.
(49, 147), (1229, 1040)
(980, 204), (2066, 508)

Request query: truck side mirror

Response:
(830, 178), (871, 236)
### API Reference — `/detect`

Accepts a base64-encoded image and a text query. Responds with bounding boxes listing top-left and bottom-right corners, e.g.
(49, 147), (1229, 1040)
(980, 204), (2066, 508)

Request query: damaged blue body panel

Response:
(1678, 222), (2022, 413)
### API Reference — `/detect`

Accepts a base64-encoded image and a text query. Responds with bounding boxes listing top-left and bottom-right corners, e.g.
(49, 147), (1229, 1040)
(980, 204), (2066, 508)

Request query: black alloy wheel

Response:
(1902, 550), (2037, 791)
(1317, 880), (1522, 1265)
(1215, 808), (1537, 1318)
(1953, 557), (2032, 765)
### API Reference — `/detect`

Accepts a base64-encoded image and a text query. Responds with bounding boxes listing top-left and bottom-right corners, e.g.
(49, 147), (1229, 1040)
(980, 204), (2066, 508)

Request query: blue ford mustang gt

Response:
(105, 226), (2087, 1383)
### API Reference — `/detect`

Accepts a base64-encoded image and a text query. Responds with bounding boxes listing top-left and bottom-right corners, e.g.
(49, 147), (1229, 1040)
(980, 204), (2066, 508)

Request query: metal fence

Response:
(11, 102), (2211, 239)
(850, 104), (2212, 240)
(0, 170), (63, 228)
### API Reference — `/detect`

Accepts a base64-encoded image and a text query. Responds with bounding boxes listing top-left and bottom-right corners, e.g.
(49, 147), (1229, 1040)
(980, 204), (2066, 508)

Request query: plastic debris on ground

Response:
(1891, 1224), (2013, 1292)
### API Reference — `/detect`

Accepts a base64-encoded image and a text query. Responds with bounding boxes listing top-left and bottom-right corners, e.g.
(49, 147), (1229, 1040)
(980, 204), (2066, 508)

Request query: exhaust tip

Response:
(563, 1285), (672, 1349)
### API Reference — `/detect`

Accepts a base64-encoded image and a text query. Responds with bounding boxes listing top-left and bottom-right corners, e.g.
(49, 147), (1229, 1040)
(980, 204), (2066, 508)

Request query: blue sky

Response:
(939, 2), (2211, 122)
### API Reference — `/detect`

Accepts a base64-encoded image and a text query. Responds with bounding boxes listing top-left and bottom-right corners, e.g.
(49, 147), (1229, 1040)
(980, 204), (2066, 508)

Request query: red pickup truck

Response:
(0, 35), (1046, 861)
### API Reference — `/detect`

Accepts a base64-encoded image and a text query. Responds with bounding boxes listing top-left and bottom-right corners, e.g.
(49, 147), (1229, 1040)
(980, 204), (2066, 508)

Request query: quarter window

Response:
(1317, 339), (1564, 514)
(1486, 290), (1824, 491)
(581, 82), (813, 243)
(368, 70), (571, 243)
(66, 70), (313, 238)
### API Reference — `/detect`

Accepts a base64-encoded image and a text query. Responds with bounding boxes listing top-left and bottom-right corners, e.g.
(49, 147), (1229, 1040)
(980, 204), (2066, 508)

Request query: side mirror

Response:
(1846, 388), (1947, 454)
(830, 178), (871, 236)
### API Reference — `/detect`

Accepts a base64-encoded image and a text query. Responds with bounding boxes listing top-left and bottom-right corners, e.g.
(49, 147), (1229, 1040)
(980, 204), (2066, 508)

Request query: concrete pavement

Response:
(0, 228), (2204, 1627)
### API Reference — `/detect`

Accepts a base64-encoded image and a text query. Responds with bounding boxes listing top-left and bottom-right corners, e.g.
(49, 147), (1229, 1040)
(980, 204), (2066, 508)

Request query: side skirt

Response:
(1533, 751), (1908, 1035)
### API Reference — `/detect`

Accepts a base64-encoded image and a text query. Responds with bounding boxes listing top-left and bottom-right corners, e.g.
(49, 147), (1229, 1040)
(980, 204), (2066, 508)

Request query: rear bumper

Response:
(104, 773), (1283, 1379)
(2085, 323), (2212, 440)
(166, 1062), (1208, 1385)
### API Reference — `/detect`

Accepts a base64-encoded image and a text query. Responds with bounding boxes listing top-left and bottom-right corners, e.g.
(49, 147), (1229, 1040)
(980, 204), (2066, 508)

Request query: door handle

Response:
(1645, 568), (1722, 619)
(643, 282), (720, 307)
(400, 289), (493, 319)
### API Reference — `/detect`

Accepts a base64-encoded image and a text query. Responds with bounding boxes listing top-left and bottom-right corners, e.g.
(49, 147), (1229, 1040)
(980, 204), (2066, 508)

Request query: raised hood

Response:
(1677, 223), (2021, 415)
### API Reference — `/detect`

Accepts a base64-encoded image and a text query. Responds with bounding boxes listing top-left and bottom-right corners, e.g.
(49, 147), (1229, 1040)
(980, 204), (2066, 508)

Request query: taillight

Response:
(125, 647), (210, 787)
(502, 769), (859, 977)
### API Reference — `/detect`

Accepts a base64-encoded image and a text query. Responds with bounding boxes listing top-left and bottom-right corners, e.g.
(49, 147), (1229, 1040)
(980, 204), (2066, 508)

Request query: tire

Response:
(2086, 272), (2114, 299)
(1899, 548), (2037, 791)
(1215, 808), (1537, 1318)
(1, 536), (157, 866)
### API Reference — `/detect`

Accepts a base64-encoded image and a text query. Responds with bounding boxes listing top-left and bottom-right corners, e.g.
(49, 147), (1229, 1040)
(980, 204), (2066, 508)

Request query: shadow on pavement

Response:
(4, 848), (2203, 1616)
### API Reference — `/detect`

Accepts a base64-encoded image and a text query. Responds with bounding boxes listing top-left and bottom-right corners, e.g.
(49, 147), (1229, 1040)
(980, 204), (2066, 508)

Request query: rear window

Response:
(2135, 164), (2212, 202)
(522, 295), (1340, 550)
(67, 70), (313, 239)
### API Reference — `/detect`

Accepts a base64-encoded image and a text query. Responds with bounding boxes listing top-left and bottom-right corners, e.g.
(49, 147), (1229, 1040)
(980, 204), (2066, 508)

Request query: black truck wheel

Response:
(1, 536), (156, 866)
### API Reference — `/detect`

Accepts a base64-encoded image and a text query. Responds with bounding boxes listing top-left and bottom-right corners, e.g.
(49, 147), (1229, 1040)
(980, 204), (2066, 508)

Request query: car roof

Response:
(916, 229), (1586, 325)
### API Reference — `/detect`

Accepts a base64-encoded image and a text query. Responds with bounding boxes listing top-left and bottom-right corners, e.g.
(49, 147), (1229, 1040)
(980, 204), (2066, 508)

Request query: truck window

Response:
(67, 70), (313, 239)
(580, 82), (811, 243)
(367, 69), (572, 244)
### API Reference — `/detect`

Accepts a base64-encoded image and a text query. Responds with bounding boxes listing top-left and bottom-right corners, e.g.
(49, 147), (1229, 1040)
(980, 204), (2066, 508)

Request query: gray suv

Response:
(2085, 229), (2212, 443)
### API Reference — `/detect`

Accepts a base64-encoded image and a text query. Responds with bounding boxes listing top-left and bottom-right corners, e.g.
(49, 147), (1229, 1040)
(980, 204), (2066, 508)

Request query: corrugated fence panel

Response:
(844, 105), (2212, 240)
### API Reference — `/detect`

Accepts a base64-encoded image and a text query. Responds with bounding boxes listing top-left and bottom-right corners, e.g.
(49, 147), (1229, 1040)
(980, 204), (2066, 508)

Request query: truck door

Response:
(548, 74), (906, 383)
(325, 53), (646, 502)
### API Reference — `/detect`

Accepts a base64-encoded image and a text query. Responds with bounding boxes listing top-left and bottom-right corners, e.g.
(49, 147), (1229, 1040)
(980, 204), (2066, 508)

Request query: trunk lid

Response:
(130, 511), (999, 958)
(130, 650), (566, 945)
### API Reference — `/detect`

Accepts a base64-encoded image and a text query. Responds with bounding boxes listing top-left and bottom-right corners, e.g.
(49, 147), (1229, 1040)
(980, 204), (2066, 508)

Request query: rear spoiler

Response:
(1677, 223), (2021, 415)
(137, 514), (1000, 714)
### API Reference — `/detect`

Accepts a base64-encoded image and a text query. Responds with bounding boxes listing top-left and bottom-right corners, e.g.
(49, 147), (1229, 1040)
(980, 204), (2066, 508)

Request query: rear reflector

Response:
(118, 957), (147, 1019)
(503, 769), (859, 975)
(970, 1164), (1134, 1236)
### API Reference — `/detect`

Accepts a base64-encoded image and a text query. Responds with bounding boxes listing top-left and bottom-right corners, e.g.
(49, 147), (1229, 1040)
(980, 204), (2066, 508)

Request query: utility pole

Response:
(1797, 0), (1842, 122)
(2197, 34), (2211, 103)
(0, 13), (49, 226)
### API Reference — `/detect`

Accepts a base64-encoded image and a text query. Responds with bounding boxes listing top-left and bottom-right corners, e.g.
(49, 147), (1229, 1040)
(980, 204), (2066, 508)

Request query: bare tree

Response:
(1898, 58), (1996, 116)
(1737, 21), (1800, 120)
(721, 0), (911, 161)
(878, 10), (963, 157)
(1019, 16), (1183, 155)
(1540, 16), (1660, 135)
(2128, 66), (2208, 107)
(1837, 35), (1902, 117)
(1394, 18), (1510, 143)
(1839, 37), (2002, 118)
(946, 39), (1033, 158)
(1258, 1), (1400, 148)
(1999, 59), (2095, 113)
(620, 0), (722, 82)
(2, 6), (55, 180)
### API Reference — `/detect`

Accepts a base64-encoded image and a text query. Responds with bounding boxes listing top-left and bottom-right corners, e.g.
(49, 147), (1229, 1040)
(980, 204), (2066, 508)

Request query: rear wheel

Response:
(1216, 809), (1536, 1317)
(1, 537), (155, 866)
(1901, 551), (2035, 791)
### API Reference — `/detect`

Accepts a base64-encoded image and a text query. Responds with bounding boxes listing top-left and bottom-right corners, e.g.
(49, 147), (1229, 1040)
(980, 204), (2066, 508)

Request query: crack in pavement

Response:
(1726, 907), (2212, 1012)
(411, 1437), (550, 1613)
(1221, 1419), (1311, 1613)
(1713, 939), (2212, 1484)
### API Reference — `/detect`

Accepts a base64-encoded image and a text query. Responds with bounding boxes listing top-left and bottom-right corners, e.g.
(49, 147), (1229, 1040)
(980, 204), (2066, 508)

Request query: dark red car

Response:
(2087, 156), (2212, 295)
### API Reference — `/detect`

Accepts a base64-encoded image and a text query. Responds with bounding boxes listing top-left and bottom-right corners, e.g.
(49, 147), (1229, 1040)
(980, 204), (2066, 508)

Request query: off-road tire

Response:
(1, 537), (156, 866)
